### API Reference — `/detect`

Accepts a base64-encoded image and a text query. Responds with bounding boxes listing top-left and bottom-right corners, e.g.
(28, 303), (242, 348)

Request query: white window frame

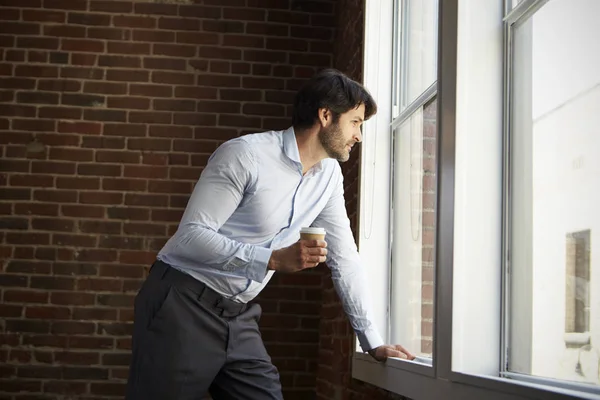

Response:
(353, 0), (600, 399)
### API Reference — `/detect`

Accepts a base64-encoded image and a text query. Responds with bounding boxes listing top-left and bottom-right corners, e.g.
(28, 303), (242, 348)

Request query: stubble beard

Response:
(318, 122), (352, 162)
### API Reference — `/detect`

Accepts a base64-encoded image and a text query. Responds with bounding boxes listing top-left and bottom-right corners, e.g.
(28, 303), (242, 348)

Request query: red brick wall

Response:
(0, 1), (334, 399)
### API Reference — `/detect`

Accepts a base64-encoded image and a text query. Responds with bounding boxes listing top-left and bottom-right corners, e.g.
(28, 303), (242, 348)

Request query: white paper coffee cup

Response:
(300, 227), (326, 241)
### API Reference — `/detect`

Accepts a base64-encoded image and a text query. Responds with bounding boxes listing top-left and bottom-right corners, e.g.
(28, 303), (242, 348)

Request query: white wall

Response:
(529, 0), (600, 384)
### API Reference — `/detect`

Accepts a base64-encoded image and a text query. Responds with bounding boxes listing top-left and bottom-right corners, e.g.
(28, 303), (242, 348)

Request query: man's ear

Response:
(317, 108), (332, 128)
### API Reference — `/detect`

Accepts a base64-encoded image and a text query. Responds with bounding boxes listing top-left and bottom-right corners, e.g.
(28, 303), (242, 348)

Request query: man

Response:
(126, 69), (414, 400)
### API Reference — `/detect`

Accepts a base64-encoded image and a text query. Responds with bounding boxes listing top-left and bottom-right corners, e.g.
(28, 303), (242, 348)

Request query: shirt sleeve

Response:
(166, 139), (272, 283)
(311, 165), (385, 352)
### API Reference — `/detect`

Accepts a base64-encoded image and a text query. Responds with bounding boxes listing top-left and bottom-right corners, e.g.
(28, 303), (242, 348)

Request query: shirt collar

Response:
(282, 126), (324, 175)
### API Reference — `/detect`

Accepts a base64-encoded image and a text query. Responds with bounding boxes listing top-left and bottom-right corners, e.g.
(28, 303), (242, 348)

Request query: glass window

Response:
(391, 100), (437, 358)
(507, 0), (600, 386)
(393, 0), (438, 117)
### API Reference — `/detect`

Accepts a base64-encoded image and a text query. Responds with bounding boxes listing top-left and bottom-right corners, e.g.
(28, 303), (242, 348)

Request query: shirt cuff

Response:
(246, 246), (273, 283)
(356, 326), (385, 352)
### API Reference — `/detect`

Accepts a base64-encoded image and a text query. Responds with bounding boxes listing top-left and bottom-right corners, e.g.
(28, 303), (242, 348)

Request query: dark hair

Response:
(292, 68), (377, 130)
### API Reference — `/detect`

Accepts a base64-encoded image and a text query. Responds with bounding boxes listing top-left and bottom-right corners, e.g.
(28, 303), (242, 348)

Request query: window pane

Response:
(391, 99), (437, 359)
(508, 0), (600, 386)
(394, 0), (438, 116)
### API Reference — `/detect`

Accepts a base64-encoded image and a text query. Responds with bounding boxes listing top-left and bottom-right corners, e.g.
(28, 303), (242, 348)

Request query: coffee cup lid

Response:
(300, 227), (326, 235)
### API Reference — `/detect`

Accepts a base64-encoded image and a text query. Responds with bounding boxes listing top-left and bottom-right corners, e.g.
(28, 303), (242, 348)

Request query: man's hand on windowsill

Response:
(368, 344), (415, 362)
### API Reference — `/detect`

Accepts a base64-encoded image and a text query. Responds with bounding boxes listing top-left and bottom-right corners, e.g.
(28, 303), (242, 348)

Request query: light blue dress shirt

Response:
(157, 127), (383, 351)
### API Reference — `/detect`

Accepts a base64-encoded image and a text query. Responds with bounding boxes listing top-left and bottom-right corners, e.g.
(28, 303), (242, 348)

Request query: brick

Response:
(153, 98), (194, 112)
(39, 106), (83, 120)
(69, 12), (111, 26)
(106, 69), (149, 83)
(174, 86), (217, 100)
(178, 4), (221, 18)
(61, 68), (104, 81)
(61, 93), (104, 108)
(218, 114), (262, 129)
(96, 150), (141, 164)
(44, 25), (86, 38)
(50, 148), (93, 163)
(79, 220), (121, 235)
(98, 322), (133, 336)
(202, 20), (244, 33)
(99, 236), (144, 250)
(125, 193), (168, 207)
(56, 176), (99, 190)
(9, 174), (52, 188)
(89, 27), (131, 40)
(134, 2), (177, 15)
(0, 217), (28, 230)
(173, 113), (217, 127)
(26, 306), (71, 320)
(198, 100), (240, 114)
(33, 189), (77, 203)
(107, 96), (150, 110)
(0, 21), (40, 35)
(113, 15), (157, 29)
(142, 153), (168, 165)
(188, 59), (209, 72)
(0, 104), (35, 116)
(31, 160), (76, 175)
(23, 9), (65, 22)
(97, 294), (135, 307)
(44, 380), (88, 394)
(44, 0), (86, 10)
(91, 0), (133, 13)
(0, 77), (35, 90)
(246, 22), (289, 36)
(4, 290), (49, 304)
(6, 260), (51, 274)
(102, 353), (130, 366)
(60, 205), (105, 218)
(194, 128), (238, 141)
(77, 278), (122, 292)
(198, 46), (242, 61)
(244, 50), (287, 64)
(130, 83), (172, 98)
(6, 232), (49, 245)
(77, 163), (122, 177)
(197, 74), (240, 88)
(123, 223), (165, 236)
(75, 248), (117, 263)
(82, 136), (125, 149)
(17, 36), (59, 50)
(244, 103), (285, 116)
(53, 233), (98, 248)
(38, 78), (81, 92)
(62, 39), (105, 53)
(158, 17), (200, 31)
(133, 29), (174, 43)
(223, 34), (265, 49)
(13, 118), (55, 132)
(176, 31), (219, 45)
(124, 165), (168, 179)
(147, 126), (191, 140)
(0, 159), (29, 174)
(103, 178), (147, 192)
(143, 57), (186, 71)
(99, 55), (141, 68)
(68, 337), (113, 350)
(84, 109), (127, 123)
(108, 41), (150, 55)
(52, 321), (95, 335)
(84, 81), (127, 95)
(106, 207), (149, 221)
(153, 43), (195, 58)
(119, 250), (156, 265)
(14, 203), (59, 216)
(169, 166), (202, 180)
(73, 307), (117, 321)
(31, 218), (74, 232)
(79, 191), (123, 205)
(209, 60), (230, 73)
(15, 91), (58, 105)
(290, 53), (330, 66)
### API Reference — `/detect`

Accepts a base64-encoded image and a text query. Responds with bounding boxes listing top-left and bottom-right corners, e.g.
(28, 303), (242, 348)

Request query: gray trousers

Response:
(126, 260), (283, 400)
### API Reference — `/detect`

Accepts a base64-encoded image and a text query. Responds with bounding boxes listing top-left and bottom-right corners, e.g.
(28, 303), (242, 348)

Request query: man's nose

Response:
(354, 129), (363, 143)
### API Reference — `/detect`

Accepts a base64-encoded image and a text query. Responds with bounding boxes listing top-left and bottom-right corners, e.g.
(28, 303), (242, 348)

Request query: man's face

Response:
(318, 104), (365, 162)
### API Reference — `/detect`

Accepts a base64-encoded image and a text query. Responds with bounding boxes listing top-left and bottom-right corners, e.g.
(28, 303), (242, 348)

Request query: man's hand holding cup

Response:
(267, 227), (327, 273)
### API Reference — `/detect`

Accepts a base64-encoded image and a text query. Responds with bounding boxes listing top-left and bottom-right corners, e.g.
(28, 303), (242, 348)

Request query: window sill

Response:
(352, 352), (600, 400)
